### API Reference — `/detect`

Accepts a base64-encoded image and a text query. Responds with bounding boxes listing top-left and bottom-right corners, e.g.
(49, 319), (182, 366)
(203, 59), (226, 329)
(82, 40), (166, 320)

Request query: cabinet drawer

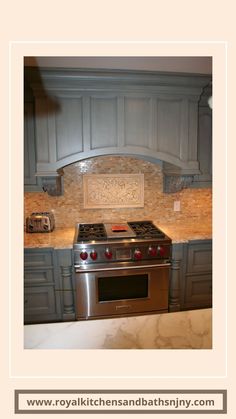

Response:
(24, 268), (54, 285)
(24, 250), (53, 267)
(24, 286), (56, 317)
(185, 273), (212, 308)
(187, 242), (212, 273)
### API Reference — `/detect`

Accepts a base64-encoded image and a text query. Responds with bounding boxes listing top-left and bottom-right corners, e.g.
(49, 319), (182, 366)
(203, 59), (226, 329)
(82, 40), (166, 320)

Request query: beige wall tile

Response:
(24, 156), (212, 229)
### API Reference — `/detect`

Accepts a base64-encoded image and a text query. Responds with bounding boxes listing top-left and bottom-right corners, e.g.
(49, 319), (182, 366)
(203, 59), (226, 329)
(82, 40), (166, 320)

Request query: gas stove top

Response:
(73, 221), (171, 266)
(75, 220), (166, 242)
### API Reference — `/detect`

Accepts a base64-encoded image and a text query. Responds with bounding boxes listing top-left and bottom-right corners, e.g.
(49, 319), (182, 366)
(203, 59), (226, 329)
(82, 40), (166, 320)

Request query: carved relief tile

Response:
(83, 174), (144, 208)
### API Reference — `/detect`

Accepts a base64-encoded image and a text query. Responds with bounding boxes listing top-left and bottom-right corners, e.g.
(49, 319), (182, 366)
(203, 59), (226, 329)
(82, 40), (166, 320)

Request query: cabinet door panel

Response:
(24, 250), (53, 267)
(56, 97), (83, 159)
(185, 273), (212, 308)
(24, 249), (62, 324)
(187, 243), (212, 273)
(24, 103), (36, 184)
(192, 86), (212, 188)
(35, 98), (51, 163)
(90, 96), (118, 149)
(124, 97), (151, 147)
(24, 286), (56, 316)
(198, 113), (212, 175)
(156, 99), (181, 157)
(195, 110), (212, 183)
(24, 102), (42, 191)
(24, 269), (54, 285)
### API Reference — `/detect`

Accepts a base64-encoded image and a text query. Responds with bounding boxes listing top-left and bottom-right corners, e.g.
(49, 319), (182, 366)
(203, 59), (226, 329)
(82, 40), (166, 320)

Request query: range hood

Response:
(25, 67), (212, 194)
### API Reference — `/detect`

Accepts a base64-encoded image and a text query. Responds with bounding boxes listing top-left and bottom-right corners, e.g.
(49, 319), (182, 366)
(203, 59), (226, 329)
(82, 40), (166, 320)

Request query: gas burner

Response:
(77, 223), (107, 241)
(128, 221), (165, 239)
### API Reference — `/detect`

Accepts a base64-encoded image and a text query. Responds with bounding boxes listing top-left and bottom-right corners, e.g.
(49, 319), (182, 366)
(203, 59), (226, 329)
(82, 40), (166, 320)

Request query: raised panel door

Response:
(184, 273), (212, 309)
(90, 96), (118, 149)
(156, 99), (182, 157)
(187, 242), (212, 273)
(24, 102), (42, 191)
(24, 103), (36, 184)
(55, 97), (83, 160)
(24, 286), (56, 316)
(24, 269), (54, 285)
(193, 109), (212, 186)
(124, 97), (151, 148)
(24, 249), (53, 267)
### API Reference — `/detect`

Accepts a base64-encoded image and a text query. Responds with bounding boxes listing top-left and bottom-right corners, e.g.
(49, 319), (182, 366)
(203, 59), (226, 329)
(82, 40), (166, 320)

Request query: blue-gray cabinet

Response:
(26, 68), (211, 181)
(24, 248), (61, 323)
(192, 85), (212, 188)
(183, 240), (212, 309)
(24, 73), (42, 192)
(170, 240), (212, 311)
(24, 102), (42, 191)
(24, 248), (75, 324)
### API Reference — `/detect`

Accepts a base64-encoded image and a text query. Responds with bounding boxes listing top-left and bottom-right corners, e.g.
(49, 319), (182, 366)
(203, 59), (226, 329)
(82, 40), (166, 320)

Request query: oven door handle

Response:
(75, 262), (171, 273)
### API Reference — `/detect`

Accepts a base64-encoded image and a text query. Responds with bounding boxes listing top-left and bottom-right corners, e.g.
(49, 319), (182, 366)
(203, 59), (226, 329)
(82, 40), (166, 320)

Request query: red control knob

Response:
(105, 248), (113, 259)
(148, 245), (157, 257)
(80, 251), (88, 260)
(134, 249), (142, 260)
(157, 245), (165, 257)
(90, 250), (98, 261)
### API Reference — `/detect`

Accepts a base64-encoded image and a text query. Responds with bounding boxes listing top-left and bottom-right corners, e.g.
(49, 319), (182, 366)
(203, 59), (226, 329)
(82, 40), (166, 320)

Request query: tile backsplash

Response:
(24, 156), (212, 228)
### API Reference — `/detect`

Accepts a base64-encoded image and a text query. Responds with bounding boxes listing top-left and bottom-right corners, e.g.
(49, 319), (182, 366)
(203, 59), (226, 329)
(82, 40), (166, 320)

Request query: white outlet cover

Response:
(174, 201), (181, 211)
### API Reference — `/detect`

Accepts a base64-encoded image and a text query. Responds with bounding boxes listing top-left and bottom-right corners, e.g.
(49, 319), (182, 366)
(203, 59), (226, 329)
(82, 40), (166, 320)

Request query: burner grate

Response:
(128, 221), (165, 239)
(77, 223), (107, 241)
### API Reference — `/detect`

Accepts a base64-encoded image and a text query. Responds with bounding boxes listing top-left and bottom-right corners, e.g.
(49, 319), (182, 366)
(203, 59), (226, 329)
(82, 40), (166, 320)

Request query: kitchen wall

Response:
(24, 156), (212, 229)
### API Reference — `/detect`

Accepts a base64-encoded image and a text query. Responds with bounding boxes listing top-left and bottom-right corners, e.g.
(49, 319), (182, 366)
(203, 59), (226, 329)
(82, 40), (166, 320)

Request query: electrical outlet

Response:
(174, 201), (181, 211)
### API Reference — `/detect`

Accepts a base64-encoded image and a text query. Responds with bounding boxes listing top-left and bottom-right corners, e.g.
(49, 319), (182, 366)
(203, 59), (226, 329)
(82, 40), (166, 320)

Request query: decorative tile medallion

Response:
(83, 174), (144, 208)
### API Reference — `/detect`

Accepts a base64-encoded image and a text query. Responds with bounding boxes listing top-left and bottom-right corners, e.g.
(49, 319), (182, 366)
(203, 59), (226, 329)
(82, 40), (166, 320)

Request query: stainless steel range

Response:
(73, 221), (172, 320)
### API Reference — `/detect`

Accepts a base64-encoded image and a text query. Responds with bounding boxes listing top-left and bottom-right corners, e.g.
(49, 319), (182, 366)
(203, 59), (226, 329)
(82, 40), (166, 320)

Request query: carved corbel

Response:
(41, 170), (64, 196)
(163, 175), (194, 193)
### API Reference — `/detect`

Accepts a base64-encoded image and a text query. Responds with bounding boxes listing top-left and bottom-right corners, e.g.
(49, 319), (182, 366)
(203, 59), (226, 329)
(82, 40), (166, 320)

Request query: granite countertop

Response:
(24, 220), (212, 249)
(158, 220), (212, 243)
(24, 227), (75, 249)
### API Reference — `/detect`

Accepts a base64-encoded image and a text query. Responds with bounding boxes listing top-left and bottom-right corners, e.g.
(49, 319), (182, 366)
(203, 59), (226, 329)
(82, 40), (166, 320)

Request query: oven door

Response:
(75, 263), (170, 319)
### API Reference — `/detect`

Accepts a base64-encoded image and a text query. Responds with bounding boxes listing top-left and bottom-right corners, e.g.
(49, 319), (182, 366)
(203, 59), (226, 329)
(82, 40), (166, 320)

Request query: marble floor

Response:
(24, 308), (212, 349)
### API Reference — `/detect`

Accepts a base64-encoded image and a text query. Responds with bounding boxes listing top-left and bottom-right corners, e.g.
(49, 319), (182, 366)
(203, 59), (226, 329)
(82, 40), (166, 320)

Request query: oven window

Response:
(98, 274), (148, 302)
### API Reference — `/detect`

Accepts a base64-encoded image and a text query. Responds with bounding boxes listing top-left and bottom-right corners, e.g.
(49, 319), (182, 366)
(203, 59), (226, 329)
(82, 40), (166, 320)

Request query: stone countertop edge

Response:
(24, 221), (212, 249)
(24, 308), (212, 350)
